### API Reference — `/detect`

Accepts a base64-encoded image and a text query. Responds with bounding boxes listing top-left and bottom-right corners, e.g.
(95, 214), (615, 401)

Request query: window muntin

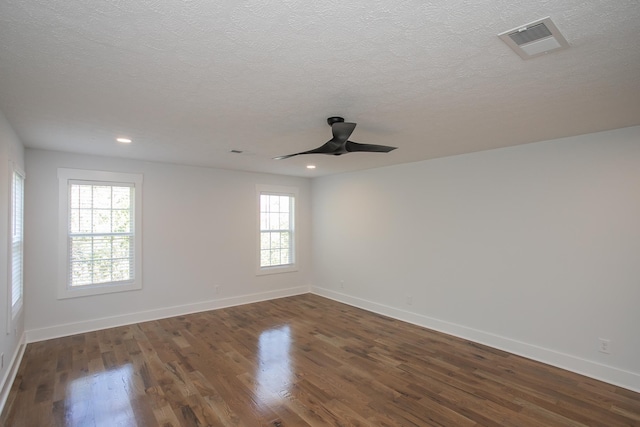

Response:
(58, 169), (142, 298)
(257, 185), (298, 275)
(10, 167), (25, 316)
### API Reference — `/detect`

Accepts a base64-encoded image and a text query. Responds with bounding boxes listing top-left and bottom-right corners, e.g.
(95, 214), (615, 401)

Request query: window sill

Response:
(256, 264), (298, 276)
(57, 281), (142, 299)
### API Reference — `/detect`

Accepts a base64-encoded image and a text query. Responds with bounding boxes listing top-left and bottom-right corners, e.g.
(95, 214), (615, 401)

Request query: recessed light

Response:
(306, 165), (316, 169)
(116, 137), (132, 144)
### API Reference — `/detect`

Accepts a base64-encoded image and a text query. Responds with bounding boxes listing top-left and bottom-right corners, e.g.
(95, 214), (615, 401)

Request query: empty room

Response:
(1, 0), (639, 426)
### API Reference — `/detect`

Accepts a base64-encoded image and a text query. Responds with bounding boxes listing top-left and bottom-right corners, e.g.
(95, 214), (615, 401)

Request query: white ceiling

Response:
(1, 0), (639, 177)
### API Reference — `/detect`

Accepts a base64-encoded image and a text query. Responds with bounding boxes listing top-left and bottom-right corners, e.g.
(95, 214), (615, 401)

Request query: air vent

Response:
(498, 17), (569, 59)
(508, 23), (552, 46)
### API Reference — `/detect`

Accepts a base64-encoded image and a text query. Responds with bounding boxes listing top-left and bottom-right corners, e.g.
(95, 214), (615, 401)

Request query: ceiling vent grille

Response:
(498, 17), (569, 59)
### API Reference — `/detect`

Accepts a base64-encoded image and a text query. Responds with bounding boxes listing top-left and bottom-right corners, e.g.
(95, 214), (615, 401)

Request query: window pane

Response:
(280, 196), (289, 212)
(11, 241), (22, 305)
(270, 232), (281, 249)
(78, 185), (92, 208)
(91, 236), (110, 259)
(112, 236), (131, 259)
(261, 250), (271, 266)
(93, 259), (113, 284)
(260, 194), (269, 212)
(280, 250), (290, 265)
(93, 186), (112, 208)
(93, 209), (112, 233)
(269, 196), (280, 212)
(269, 250), (281, 265)
(71, 237), (94, 261)
(111, 259), (131, 282)
(261, 232), (271, 250)
(70, 185), (80, 209)
(269, 213), (280, 230)
(279, 213), (289, 229)
(79, 209), (92, 233)
(281, 232), (290, 249)
(70, 209), (80, 233)
(112, 187), (131, 209)
(71, 261), (93, 286)
(112, 209), (131, 233)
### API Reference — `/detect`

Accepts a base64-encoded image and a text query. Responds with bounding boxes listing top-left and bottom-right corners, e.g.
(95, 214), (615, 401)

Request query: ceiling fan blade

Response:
(345, 141), (397, 153)
(273, 141), (339, 160)
(273, 153), (301, 160)
(331, 122), (356, 142)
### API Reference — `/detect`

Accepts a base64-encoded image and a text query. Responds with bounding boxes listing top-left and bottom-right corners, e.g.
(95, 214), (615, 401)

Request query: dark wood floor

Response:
(2, 294), (639, 426)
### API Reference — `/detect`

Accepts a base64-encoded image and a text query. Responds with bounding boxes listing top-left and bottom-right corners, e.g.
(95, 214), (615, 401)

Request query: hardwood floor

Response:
(2, 294), (639, 426)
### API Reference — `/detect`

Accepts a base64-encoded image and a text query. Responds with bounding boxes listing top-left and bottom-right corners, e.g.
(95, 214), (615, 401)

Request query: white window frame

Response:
(58, 168), (143, 299)
(256, 185), (298, 276)
(8, 163), (25, 322)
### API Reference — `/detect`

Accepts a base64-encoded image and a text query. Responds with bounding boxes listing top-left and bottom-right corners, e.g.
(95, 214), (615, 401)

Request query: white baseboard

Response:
(0, 332), (26, 416)
(26, 285), (310, 343)
(311, 286), (640, 393)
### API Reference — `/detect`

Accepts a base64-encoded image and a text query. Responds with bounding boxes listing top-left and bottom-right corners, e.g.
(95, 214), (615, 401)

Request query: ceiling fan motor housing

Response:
(327, 116), (345, 126)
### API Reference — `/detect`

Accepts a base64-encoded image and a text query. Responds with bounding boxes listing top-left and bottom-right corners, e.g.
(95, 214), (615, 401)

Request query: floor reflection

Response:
(256, 325), (292, 406)
(67, 364), (136, 427)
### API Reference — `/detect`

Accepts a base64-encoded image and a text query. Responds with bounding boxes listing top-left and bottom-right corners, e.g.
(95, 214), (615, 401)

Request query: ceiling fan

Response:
(273, 117), (397, 160)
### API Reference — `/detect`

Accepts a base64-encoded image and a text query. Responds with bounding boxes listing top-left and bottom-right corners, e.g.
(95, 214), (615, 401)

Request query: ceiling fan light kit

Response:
(274, 117), (397, 160)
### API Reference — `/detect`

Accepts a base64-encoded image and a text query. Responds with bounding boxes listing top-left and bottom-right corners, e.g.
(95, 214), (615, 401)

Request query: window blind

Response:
(11, 171), (24, 308)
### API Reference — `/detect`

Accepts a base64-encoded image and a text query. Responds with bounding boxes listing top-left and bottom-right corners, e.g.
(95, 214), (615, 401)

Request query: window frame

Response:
(8, 163), (25, 321)
(58, 168), (143, 299)
(256, 185), (298, 276)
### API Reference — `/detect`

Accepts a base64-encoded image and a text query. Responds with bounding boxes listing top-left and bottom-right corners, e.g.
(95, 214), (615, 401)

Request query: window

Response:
(58, 169), (143, 298)
(257, 185), (298, 275)
(9, 166), (25, 317)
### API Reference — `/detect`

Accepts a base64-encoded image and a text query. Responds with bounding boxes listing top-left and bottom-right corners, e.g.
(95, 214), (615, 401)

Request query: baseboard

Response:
(0, 332), (26, 416)
(26, 285), (310, 343)
(311, 286), (640, 393)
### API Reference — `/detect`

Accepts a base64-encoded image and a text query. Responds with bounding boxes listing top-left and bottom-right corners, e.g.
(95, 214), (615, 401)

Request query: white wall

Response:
(311, 126), (640, 392)
(24, 149), (312, 340)
(0, 111), (25, 406)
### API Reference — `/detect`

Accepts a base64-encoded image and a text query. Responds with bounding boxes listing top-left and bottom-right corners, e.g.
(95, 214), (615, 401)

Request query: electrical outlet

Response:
(598, 338), (611, 354)
(214, 285), (220, 294)
(340, 281), (344, 289)
(406, 296), (413, 306)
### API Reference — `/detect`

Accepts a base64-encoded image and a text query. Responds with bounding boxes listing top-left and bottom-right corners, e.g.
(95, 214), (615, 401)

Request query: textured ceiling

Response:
(1, 0), (639, 177)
